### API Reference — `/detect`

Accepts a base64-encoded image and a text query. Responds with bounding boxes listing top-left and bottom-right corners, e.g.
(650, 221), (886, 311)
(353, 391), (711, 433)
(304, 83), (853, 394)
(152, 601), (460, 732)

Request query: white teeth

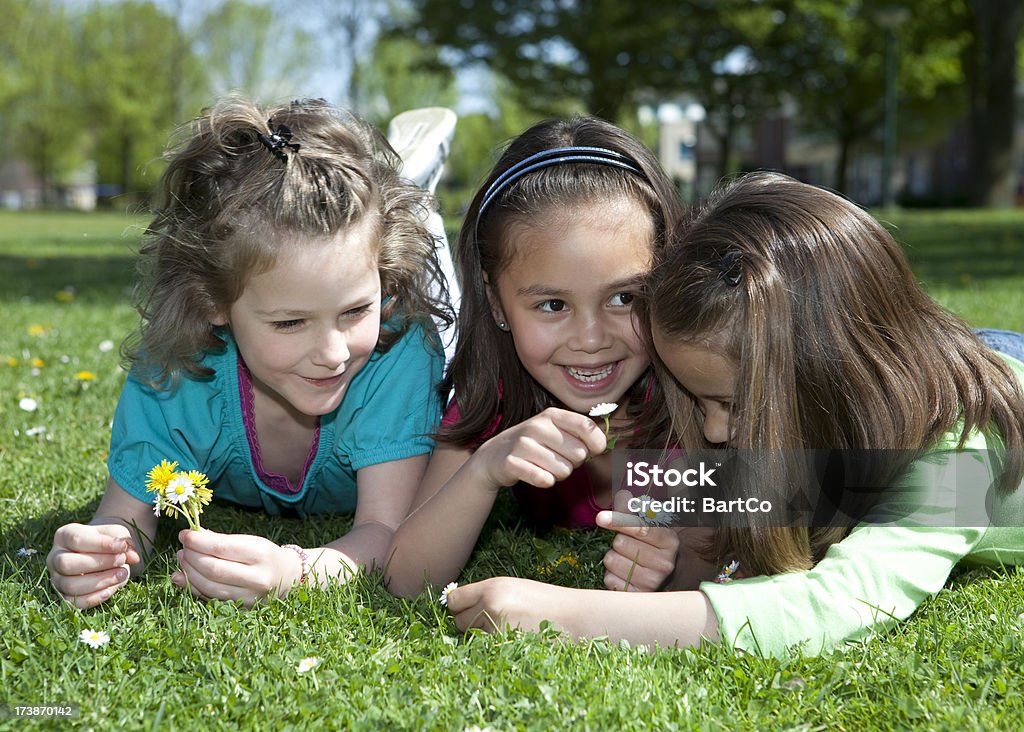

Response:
(566, 364), (614, 382)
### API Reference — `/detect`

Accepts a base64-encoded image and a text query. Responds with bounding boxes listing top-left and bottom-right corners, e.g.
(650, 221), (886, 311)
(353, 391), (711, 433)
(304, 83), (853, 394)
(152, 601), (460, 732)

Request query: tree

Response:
(193, 0), (318, 104)
(4, 0), (87, 204)
(405, 0), (684, 120)
(76, 1), (199, 204)
(774, 0), (967, 195)
(963, 0), (1024, 207)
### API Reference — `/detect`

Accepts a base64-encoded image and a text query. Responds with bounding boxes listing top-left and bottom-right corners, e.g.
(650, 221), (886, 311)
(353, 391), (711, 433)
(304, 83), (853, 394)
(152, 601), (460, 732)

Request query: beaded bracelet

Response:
(281, 544), (309, 584)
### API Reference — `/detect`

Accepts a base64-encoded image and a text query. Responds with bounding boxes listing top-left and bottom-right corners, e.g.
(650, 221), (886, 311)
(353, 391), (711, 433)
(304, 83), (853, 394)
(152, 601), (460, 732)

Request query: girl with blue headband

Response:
(386, 116), (689, 599)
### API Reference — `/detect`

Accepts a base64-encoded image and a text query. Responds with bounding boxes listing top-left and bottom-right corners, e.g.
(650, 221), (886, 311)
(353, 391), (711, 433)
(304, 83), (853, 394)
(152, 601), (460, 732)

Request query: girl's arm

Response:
(383, 443), (492, 597)
(445, 578), (720, 648)
(384, 407), (608, 598)
(174, 455), (430, 605)
(308, 454), (432, 582)
(47, 478), (157, 609)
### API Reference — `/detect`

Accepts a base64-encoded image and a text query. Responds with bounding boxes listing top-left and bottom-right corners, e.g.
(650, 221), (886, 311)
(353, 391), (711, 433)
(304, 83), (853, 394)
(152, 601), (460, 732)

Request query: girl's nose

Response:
(569, 313), (614, 353)
(702, 407), (732, 445)
(313, 328), (349, 368)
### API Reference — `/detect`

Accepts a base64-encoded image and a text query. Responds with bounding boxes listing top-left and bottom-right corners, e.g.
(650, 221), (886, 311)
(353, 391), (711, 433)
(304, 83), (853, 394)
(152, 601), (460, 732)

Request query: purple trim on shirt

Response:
(237, 356), (320, 496)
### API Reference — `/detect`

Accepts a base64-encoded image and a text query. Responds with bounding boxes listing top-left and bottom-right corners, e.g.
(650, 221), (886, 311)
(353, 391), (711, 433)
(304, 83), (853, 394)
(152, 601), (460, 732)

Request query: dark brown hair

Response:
(640, 172), (1024, 574)
(440, 116), (684, 445)
(125, 95), (450, 385)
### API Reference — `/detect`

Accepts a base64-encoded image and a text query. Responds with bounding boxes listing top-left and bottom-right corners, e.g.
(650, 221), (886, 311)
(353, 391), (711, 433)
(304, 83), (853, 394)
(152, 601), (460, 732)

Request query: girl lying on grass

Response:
(384, 115), (689, 600)
(441, 172), (1024, 656)
(47, 95), (451, 608)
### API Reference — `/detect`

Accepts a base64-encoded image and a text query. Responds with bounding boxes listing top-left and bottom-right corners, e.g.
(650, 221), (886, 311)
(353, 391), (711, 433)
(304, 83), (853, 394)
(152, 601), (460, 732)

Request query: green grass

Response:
(1, 209), (1024, 730)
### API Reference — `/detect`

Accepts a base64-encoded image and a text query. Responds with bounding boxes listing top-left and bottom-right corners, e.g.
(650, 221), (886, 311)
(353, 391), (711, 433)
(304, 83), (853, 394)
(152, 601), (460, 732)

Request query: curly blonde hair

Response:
(125, 95), (450, 385)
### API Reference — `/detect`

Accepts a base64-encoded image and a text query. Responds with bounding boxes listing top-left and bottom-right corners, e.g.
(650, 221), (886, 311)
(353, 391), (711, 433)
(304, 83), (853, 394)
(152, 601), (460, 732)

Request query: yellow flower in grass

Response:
(31, 357), (45, 368)
(28, 324), (48, 337)
(75, 371), (96, 381)
(146, 459), (212, 530)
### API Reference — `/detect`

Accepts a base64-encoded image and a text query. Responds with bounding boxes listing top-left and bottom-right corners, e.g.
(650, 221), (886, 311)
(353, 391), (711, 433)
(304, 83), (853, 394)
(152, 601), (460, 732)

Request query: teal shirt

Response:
(702, 354), (1024, 656)
(108, 324), (443, 517)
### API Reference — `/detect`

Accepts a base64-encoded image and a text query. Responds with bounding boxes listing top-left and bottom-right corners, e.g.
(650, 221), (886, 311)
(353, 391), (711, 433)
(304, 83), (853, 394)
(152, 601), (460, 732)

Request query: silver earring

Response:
(497, 320), (508, 331)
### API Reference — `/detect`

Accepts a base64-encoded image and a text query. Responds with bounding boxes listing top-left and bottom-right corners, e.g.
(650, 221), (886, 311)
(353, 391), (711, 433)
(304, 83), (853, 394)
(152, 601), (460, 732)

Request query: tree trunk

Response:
(966, 0), (1024, 208)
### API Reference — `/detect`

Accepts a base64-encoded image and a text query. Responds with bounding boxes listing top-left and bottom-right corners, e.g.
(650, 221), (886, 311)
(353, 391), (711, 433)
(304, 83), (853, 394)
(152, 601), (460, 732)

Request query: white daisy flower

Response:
(19, 397), (38, 412)
(634, 495), (673, 527)
(25, 426), (46, 437)
(588, 402), (618, 417)
(296, 656), (320, 673)
(164, 474), (195, 504)
(16, 547), (39, 557)
(439, 581), (458, 607)
(79, 629), (110, 648)
(98, 339), (115, 353)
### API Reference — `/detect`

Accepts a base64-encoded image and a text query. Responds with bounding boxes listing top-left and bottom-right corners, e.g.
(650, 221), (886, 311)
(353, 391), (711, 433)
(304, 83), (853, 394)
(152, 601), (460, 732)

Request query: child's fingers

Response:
(545, 408), (608, 455)
(174, 554), (248, 603)
(60, 585), (120, 611)
(177, 529), (269, 565)
(53, 523), (130, 555)
(176, 548), (270, 593)
(503, 453), (573, 488)
(51, 565), (129, 602)
(601, 549), (670, 592)
(50, 549), (128, 577)
(595, 510), (646, 530)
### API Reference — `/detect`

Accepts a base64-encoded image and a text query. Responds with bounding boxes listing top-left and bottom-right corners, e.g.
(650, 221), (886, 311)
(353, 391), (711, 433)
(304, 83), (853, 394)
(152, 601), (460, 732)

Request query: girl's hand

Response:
(472, 407), (606, 490)
(444, 577), (572, 634)
(595, 508), (680, 592)
(172, 529), (304, 607)
(47, 523), (141, 610)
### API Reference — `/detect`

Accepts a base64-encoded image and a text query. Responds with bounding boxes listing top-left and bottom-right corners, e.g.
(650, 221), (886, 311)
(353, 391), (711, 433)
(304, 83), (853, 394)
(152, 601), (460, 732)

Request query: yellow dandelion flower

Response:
(146, 459), (179, 495)
(147, 460), (211, 530)
(31, 358), (45, 368)
(55, 289), (75, 303)
(28, 324), (47, 337)
(5, 357), (18, 367)
(75, 371), (96, 381)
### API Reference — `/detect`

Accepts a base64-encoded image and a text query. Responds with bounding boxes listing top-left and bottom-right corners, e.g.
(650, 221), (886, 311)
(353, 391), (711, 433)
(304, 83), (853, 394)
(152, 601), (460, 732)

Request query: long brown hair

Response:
(640, 172), (1024, 575)
(125, 95), (451, 386)
(440, 116), (684, 445)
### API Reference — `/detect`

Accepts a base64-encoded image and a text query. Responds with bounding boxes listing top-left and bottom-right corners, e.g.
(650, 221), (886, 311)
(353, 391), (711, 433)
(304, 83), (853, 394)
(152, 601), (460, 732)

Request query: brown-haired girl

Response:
(48, 96), (452, 608)
(385, 116), (686, 598)
(441, 172), (1024, 656)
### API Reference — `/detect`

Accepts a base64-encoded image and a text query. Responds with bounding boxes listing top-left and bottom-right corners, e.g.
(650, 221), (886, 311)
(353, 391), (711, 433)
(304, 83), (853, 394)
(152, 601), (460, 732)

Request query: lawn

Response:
(1, 208), (1023, 730)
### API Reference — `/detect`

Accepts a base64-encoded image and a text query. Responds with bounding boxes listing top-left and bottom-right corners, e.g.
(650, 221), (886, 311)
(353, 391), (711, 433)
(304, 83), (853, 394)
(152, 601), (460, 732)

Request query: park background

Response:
(2, 1), (1024, 729)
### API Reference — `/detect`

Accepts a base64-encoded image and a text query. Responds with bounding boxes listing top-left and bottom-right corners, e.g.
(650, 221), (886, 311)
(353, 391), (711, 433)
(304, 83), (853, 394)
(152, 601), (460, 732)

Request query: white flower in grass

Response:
(19, 397), (38, 412)
(79, 629), (110, 648)
(164, 474), (196, 504)
(439, 581), (458, 607)
(634, 495), (673, 526)
(588, 402), (618, 418)
(17, 547), (39, 557)
(25, 426), (46, 437)
(296, 656), (320, 673)
(99, 339), (115, 353)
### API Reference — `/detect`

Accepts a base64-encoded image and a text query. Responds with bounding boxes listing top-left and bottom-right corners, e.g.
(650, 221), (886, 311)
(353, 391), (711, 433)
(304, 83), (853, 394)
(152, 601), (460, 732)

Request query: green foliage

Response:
(0, 211), (1023, 728)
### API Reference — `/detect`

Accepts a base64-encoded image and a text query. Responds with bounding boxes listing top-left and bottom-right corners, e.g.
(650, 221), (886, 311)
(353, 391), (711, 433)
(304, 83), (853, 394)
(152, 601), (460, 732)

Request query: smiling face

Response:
(212, 217), (382, 423)
(486, 197), (653, 415)
(652, 329), (738, 445)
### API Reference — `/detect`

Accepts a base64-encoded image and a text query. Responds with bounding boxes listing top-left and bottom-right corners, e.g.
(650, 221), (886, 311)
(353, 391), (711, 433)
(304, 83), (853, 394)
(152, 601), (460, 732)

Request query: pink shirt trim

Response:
(237, 357), (320, 496)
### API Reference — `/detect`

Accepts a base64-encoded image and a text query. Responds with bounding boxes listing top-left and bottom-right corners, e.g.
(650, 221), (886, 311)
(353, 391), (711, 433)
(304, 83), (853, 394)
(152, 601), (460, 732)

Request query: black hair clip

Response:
(718, 251), (743, 287)
(256, 119), (300, 163)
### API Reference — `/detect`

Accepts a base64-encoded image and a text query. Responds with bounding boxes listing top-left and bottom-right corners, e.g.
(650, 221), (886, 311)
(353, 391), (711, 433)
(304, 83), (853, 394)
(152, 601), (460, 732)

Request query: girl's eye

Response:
(343, 304), (372, 319)
(272, 319), (303, 331)
(538, 299), (567, 313)
(610, 292), (635, 307)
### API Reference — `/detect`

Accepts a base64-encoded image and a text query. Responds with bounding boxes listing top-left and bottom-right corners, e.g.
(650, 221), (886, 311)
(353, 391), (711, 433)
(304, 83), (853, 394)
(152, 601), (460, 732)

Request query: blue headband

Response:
(475, 146), (647, 225)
